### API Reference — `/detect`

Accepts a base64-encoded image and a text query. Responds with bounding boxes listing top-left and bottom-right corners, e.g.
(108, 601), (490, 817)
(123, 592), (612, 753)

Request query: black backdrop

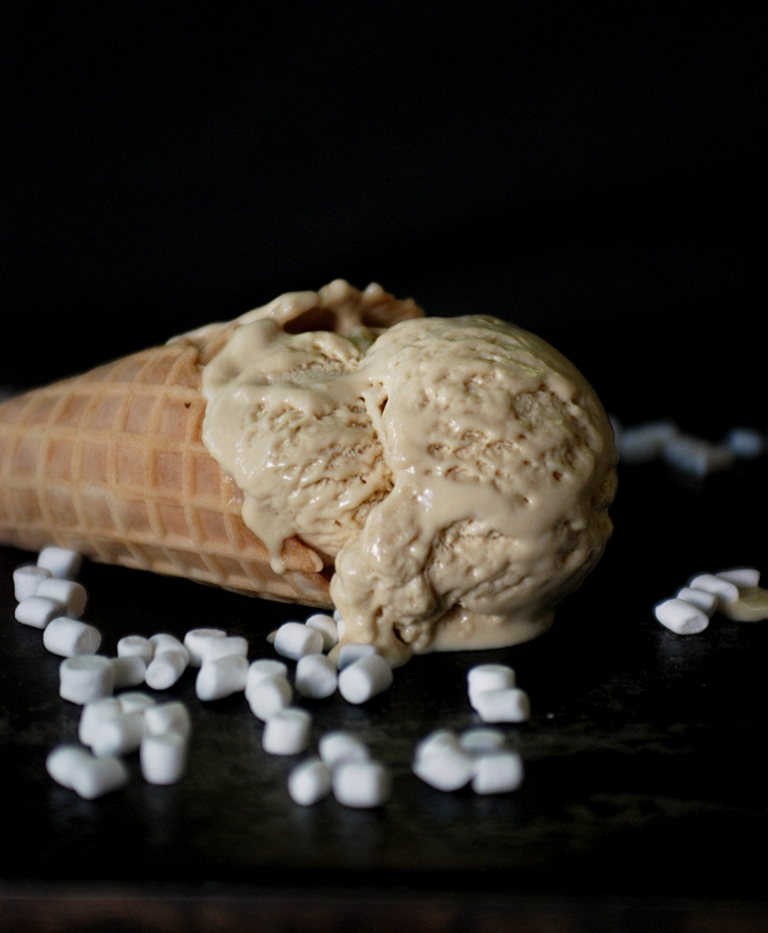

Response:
(3, 3), (766, 428)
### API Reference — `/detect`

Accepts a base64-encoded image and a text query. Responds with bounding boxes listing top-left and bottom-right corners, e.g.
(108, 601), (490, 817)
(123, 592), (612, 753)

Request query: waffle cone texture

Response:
(0, 343), (333, 607)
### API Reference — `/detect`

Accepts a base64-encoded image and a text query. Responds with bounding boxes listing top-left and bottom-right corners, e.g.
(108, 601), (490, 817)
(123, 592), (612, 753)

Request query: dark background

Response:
(2, 3), (766, 421)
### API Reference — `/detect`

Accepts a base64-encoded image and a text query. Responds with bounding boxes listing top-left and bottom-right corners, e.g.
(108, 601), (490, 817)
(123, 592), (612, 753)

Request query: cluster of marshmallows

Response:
(654, 567), (760, 635)
(612, 418), (765, 478)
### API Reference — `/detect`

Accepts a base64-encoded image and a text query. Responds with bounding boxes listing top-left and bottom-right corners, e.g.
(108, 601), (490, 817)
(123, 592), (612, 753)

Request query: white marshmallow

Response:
(688, 573), (740, 605)
(37, 546), (82, 580)
(262, 708), (312, 756)
(59, 656), (115, 704)
(412, 744), (475, 792)
(723, 426), (764, 459)
(414, 729), (462, 760)
(333, 608), (344, 623)
(615, 420), (678, 464)
(36, 578), (87, 618)
(111, 655), (147, 689)
(318, 732), (370, 769)
(117, 635), (155, 664)
(118, 692), (156, 715)
(305, 613), (338, 650)
(144, 701), (191, 738)
(148, 633), (189, 663)
(273, 622), (323, 660)
(145, 649), (187, 690)
(246, 659), (288, 692)
(467, 664), (516, 707)
(43, 617), (101, 657)
(141, 733), (188, 785)
(183, 628), (227, 667)
(472, 688), (531, 723)
(247, 675), (293, 721)
(459, 728), (507, 756)
(472, 751), (524, 794)
(79, 698), (122, 746)
(332, 761), (392, 808)
(295, 654), (338, 699)
(338, 654), (393, 705)
(288, 757), (332, 806)
(654, 599), (710, 635)
(717, 567), (760, 589)
(337, 643), (378, 670)
(195, 655), (248, 701)
(46, 744), (93, 789)
(90, 711), (146, 757)
(196, 636), (248, 666)
(15, 595), (64, 629)
(13, 564), (51, 601)
(675, 587), (718, 616)
(70, 755), (129, 799)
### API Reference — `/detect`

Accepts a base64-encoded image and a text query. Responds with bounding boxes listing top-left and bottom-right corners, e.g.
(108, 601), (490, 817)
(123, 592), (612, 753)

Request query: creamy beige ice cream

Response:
(194, 280), (618, 665)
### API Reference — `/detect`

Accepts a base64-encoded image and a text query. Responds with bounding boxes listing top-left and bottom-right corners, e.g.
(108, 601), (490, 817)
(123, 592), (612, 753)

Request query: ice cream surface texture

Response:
(197, 280), (618, 665)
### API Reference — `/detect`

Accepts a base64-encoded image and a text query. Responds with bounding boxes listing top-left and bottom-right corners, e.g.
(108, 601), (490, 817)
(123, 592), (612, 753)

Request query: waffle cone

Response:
(0, 342), (333, 608)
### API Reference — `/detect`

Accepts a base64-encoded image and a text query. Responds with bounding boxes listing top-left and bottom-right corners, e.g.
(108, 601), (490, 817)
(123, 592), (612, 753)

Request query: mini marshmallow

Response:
(472, 688), (531, 723)
(247, 675), (292, 721)
(37, 546), (82, 580)
(144, 701), (191, 739)
(59, 656), (115, 705)
(717, 567), (760, 589)
(723, 427), (764, 459)
(262, 708), (312, 756)
(46, 744), (93, 789)
(662, 436), (735, 477)
(43, 617), (101, 657)
(117, 635), (155, 664)
(141, 733), (188, 785)
(111, 655), (147, 689)
(295, 654), (338, 699)
(467, 664), (516, 706)
(79, 698), (122, 746)
(183, 628), (227, 667)
(149, 633), (189, 663)
(246, 659), (288, 692)
(118, 692), (156, 714)
(70, 755), (129, 800)
(472, 751), (524, 794)
(90, 711), (146, 757)
(318, 732), (370, 769)
(615, 420), (678, 464)
(333, 608), (344, 623)
(688, 573), (739, 605)
(338, 654), (393, 705)
(197, 636), (248, 666)
(414, 729), (462, 760)
(36, 578), (87, 618)
(654, 598), (711, 635)
(288, 757), (332, 806)
(196, 655), (248, 701)
(305, 613), (338, 650)
(459, 728), (507, 756)
(675, 587), (718, 616)
(15, 595), (64, 629)
(13, 564), (51, 601)
(412, 744), (475, 792)
(273, 622), (323, 660)
(145, 649), (187, 690)
(332, 761), (392, 808)
(337, 643), (378, 670)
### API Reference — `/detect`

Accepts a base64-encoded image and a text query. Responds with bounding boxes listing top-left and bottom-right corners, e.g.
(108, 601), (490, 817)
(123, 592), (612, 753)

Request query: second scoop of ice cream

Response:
(201, 284), (617, 665)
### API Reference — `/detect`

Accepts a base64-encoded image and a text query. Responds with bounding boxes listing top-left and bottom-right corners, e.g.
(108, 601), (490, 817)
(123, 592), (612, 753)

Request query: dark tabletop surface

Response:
(2, 438), (768, 931)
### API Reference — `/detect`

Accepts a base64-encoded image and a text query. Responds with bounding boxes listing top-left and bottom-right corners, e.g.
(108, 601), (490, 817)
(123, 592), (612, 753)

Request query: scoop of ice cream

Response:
(199, 282), (617, 665)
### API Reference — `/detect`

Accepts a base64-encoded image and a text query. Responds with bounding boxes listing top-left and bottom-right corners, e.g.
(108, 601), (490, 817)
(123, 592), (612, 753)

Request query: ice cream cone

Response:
(0, 340), (333, 608)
